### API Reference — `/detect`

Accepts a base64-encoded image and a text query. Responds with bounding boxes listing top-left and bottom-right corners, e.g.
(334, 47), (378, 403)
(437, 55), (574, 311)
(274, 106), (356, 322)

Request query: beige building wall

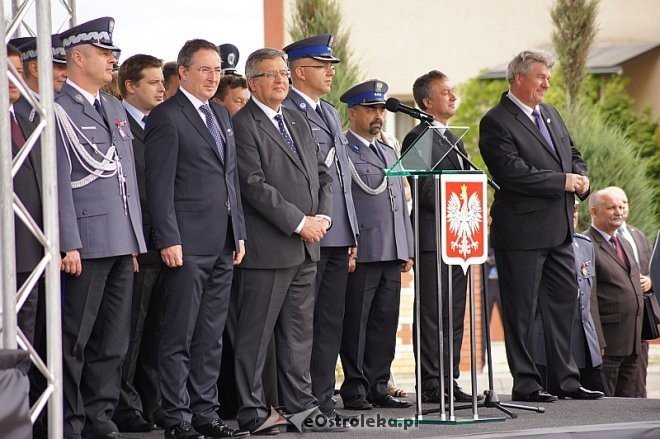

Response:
(282, 0), (660, 109)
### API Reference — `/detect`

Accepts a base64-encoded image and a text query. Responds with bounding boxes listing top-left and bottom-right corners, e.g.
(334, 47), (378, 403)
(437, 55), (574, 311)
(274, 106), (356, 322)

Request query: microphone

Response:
(385, 98), (434, 123)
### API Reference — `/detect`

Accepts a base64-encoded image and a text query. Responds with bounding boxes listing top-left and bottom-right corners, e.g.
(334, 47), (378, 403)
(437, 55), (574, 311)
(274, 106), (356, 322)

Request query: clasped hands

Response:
(565, 173), (590, 196)
(300, 216), (330, 243)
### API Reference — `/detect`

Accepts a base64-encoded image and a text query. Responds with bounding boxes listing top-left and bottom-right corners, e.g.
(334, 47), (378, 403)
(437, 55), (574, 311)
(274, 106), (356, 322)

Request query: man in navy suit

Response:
(478, 49), (603, 402)
(283, 34), (359, 418)
(145, 39), (247, 439)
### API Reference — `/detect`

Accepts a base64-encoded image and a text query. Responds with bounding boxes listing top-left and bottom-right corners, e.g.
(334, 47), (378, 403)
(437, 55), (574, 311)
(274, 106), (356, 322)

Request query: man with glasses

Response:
(283, 34), (359, 419)
(232, 48), (343, 434)
(145, 39), (247, 439)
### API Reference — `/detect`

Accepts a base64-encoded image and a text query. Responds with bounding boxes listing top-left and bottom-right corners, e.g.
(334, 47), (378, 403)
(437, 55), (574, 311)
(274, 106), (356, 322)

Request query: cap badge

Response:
(375, 82), (383, 93)
(227, 53), (236, 66)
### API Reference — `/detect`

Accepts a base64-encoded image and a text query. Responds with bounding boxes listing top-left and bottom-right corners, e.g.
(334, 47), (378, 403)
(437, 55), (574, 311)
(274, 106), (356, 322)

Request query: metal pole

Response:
(469, 268), (479, 419)
(448, 264), (454, 420)
(35, 0), (64, 436)
(1, 0), (19, 351)
(434, 175), (446, 420)
(413, 175), (423, 418)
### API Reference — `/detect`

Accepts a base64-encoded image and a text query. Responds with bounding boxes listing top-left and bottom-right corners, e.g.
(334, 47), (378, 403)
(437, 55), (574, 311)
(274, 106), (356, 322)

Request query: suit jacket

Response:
(145, 89), (245, 256)
(13, 110), (43, 273)
(479, 93), (588, 251)
(232, 98), (332, 269)
(345, 131), (414, 263)
(56, 82), (146, 258)
(532, 233), (603, 368)
(402, 123), (467, 252)
(13, 95), (34, 123)
(283, 90), (358, 247)
(586, 226), (643, 357)
(126, 112), (160, 264)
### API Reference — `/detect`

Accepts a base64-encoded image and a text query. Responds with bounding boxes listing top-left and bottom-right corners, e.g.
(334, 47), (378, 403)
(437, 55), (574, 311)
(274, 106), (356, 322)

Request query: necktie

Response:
(315, 104), (328, 126)
(142, 114), (148, 124)
(369, 142), (384, 162)
(93, 98), (108, 128)
(531, 109), (557, 154)
(10, 113), (26, 147)
(274, 114), (300, 159)
(609, 235), (630, 269)
(199, 104), (225, 162)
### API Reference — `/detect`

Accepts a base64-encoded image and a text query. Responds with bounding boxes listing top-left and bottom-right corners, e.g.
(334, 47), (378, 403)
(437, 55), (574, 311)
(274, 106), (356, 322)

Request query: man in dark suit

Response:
(113, 54), (165, 432)
(55, 17), (147, 438)
(338, 80), (414, 410)
(478, 49), (602, 402)
(145, 39), (247, 439)
(402, 70), (477, 403)
(606, 186), (653, 397)
(7, 44), (43, 347)
(283, 34), (359, 417)
(532, 203), (608, 394)
(232, 48), (343, 434)
(586, 188), (644, 397)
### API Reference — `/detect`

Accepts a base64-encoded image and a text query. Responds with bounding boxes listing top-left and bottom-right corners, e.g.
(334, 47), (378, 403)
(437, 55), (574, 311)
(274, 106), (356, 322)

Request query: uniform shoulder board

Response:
(574, 232), (591, 242)
(320, 98), (336, 108)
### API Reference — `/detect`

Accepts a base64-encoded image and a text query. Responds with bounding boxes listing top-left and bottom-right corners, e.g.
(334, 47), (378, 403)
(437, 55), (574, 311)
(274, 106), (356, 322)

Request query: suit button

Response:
(224, 201), (230, 208)
(82, 210), (87, 215)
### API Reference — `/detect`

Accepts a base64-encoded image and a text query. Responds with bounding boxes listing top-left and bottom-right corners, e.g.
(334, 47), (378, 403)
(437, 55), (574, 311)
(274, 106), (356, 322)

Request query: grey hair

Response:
(245, 48), (287, 79)
(505, 49), (554, 83)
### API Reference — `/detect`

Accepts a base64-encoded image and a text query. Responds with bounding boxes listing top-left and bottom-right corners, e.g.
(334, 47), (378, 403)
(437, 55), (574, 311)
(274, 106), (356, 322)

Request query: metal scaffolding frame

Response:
(2, 1), (76, 438)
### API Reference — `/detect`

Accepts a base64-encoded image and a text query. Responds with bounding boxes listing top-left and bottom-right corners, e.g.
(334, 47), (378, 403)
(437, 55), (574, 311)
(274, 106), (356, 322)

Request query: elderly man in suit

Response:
(55, 17), (147, 438)
(402, 70), (479, 403)
(283, 34), (359, 418)
(478, 49), (603, 402)
(145, 39), (247, 439)
(232, 48), (344, 435)
(113, 54), (165, 432)
(585, 188), (644, 397)
(532, 202), (608, 394)
(338, 80), (414, 410)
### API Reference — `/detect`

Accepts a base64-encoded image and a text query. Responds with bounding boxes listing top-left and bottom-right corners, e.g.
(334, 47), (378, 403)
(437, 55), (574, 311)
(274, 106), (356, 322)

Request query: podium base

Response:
(414, 414), (506, 425)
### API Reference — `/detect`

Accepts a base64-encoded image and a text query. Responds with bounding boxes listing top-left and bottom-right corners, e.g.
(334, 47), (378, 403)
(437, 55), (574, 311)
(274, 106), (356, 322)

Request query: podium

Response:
(386, 125), (505, 424)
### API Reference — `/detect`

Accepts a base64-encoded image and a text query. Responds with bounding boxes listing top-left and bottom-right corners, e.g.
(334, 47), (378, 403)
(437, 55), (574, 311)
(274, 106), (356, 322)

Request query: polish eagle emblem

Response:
(446, 184), (482, 257)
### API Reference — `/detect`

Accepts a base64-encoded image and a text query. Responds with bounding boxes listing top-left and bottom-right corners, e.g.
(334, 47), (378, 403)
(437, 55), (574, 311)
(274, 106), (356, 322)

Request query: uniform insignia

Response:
(227, 53), (236, 66)
(375, 82), (383, 93)
(226, 128), (233, 136)
(546, 118), (551, 124)
(108, 20), (115, 33)
(299, 101), (307, 110)
(351, 144), (360, 152)
(74, 94), (84, 103)
(115, 117), (127, 139)
(580, 260), (590, 277)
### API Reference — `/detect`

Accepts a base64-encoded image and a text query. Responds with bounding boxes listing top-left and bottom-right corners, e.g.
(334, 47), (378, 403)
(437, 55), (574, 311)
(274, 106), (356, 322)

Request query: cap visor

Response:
(311, 54), (340, 63)
(92, 41), (120, 51)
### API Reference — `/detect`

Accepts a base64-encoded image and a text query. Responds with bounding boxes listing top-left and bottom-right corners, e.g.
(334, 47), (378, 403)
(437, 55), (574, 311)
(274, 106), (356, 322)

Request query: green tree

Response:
(550, 0), (598, 108)
(289, 0), (362, 128)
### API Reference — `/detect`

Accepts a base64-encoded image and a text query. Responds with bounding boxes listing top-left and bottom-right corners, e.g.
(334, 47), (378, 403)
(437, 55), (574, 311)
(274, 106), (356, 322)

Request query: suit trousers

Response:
(16, 272), (40, 346)
(413, 251), (467, 391)
(62, 255), (133, 438)
(495, 243), (581, 396)
(158, 243), (234, 428)
(115, 257), (164, 422)
(312, 246), (350, 412)
(340, 261), (402, 403)
(234, 257), (318, 427)
(603, 353), (643, 397)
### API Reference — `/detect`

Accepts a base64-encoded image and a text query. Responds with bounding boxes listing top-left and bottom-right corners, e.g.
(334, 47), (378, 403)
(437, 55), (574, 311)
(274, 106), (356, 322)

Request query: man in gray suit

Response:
(532, 202), (608, 394)
(283, 34), (359, 417)
(55, 17), (146, 438)
(586, 188), (644, 397)
(338, 80), (414, 410)
(232, 48), (343, 434)
(145, 39), (247, 439)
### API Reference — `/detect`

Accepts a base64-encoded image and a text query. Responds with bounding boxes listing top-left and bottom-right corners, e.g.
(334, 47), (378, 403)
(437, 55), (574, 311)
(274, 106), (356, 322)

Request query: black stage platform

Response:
(131, 396), (660, 438)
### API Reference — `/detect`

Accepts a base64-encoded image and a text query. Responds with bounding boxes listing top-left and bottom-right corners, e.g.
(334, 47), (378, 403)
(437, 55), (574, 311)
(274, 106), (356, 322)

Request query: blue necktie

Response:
(199, 104), (225, 162)
(274, 114), (300, 159)
(531, 108), (556, 154)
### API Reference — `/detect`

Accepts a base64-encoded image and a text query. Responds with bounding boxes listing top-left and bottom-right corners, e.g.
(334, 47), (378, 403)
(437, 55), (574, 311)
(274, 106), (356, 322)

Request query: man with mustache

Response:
(339, 80), (414, 410)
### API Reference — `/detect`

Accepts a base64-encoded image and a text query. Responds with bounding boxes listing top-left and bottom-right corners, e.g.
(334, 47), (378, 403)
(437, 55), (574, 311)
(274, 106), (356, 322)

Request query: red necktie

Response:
(11, 113), (26, 147)
(609, 235), (630, 269)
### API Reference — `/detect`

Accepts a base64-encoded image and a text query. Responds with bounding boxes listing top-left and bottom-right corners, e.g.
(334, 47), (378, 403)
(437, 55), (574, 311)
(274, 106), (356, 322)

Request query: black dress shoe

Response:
(164, 422), (205, 439)
(453, 386), (485, 403)
(370, 394), (413, 408)
(300, 409), (350, 433)
(342, 395), (373, 410)
(196, 418), (249, 438)
(93, 433), (126, 439)
(559, 387), (605, 400)
(115, 412), (158, 432)
(421, 386), (442, 403)
(511, 389), (558, 403)
(240, 418), (279, 436)
(322, 409), (359, 421)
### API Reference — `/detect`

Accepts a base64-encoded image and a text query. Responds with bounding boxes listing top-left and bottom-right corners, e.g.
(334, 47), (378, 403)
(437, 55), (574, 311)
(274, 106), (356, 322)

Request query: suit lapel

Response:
(282, 107), (311, 179)
(439, 129), (463, 170)
(287, 90), (331, 135)
(175, 91), (223, 163)
(539, 104), (566, 167)
(346, 131), (385, 167)
(62, 83), (110, 133)
(592, 227), (629, 271)
(126, 113), (145, 143)
(15, 111), (42, 192)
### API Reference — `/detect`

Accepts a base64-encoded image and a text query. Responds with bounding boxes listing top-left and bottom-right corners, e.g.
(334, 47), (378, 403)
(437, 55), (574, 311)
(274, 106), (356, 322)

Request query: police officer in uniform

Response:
(339, 80), (414, 410)
(219, 43), (240, 76)
(56, 17), (146, 438)
(532, 202), (608, 394)
(283, 34), (359, 417)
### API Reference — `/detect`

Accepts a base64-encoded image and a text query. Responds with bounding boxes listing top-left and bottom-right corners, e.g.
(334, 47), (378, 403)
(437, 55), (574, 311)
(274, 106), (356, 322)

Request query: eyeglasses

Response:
(300, 65), (336, 72)
(190, 67), (224, 77)
(252, 70), (290, 80)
